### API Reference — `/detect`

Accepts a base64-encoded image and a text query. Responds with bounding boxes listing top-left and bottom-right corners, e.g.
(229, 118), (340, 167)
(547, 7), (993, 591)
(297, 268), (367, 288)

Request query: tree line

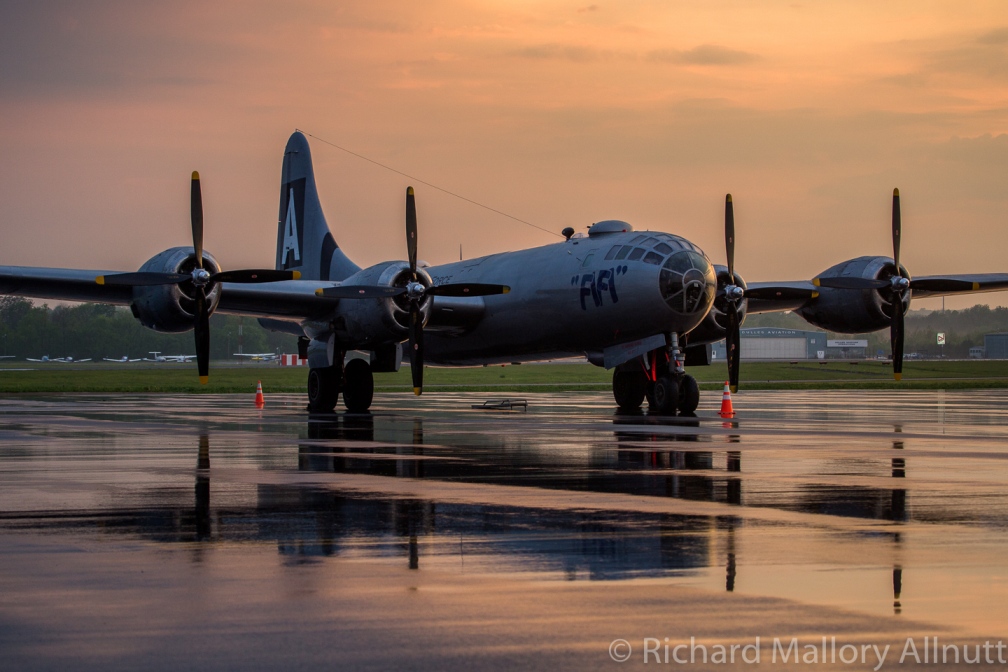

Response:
(0, 297), (298, 360)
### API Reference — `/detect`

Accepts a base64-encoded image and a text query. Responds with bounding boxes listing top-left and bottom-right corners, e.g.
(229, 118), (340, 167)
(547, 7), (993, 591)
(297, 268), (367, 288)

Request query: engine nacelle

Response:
(686, 264), (748, 344)
(797, 256), (910, 333)
(331, 261), (434, 347)
(129, 247), (222, 333)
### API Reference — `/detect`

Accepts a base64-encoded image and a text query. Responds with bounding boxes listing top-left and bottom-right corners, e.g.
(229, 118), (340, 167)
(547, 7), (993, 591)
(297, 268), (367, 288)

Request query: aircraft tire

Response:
(649, 375), (679, 415)
(612, 369), (648, 410)
(307, 366), (339, 413)
(342, 358), (374, 413)
(677, 374), (700, 415)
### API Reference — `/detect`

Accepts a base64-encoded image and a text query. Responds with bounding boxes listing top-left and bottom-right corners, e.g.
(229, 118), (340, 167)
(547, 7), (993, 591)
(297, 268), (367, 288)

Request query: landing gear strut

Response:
(613, 333), (699, 416)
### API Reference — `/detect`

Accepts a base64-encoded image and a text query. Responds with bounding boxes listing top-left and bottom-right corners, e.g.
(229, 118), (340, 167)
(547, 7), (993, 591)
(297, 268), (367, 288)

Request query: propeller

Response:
(315, 186), (510, 395)
(97, 172), (301, 384)
(721, 194), (743, 394)
(715, 194), (822, 392)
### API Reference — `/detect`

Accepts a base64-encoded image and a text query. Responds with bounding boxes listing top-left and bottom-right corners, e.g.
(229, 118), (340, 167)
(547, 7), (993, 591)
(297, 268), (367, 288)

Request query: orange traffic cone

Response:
(254, 380), (265, 408)
(719, 381), (734, 418)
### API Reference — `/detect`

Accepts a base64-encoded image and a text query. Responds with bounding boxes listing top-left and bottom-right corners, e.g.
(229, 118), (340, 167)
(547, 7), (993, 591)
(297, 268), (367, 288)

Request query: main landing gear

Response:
(307, 356), (375, 413)
(612, 334), (699, 416)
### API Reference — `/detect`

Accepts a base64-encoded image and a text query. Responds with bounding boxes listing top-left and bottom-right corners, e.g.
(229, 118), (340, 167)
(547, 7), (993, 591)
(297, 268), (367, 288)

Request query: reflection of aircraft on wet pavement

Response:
(16, 414), (912, 606)
(26, 355), (91, 363)
(4, 131), (1007, 414)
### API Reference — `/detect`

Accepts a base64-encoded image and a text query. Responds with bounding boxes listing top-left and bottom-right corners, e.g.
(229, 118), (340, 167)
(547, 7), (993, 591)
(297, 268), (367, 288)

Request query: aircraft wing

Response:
(0, 266), (341, 321)
(425, 296), (488, 333)
(0, 266), (134, 305)
(909, 273), (1008, 299)
(217, 281), (338, 319)
(742, 281), (821, 314)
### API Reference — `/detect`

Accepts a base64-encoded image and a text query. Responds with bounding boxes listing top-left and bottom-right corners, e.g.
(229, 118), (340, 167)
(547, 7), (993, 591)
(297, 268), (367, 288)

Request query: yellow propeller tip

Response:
(729, 386), (738, 394)
(292, 271), (301, 280)
(413, 387), (422, 396)
(893, 188), (899, 196)
(407, 186), (414, 196)
(726, 194), (732, 203)
(199, 376), (209, 385)
(503, 286), (511, 294)
(95, 276), (105, 285)
(192, 171), (200, 180)
(894, 373), (902, 382)
(811, 291), (819, 299)
(973, 282), (980, 290)
(813, 278), (821, 287)
(314, 288), (323, 296)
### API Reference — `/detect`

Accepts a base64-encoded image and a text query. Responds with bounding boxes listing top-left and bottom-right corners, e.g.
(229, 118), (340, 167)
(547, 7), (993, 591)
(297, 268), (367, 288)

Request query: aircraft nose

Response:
(658, 250), (716, 315)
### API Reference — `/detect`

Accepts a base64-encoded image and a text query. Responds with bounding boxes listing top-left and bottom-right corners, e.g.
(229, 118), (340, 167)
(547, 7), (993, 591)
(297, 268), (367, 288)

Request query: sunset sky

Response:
(2, 0), (1006, 309)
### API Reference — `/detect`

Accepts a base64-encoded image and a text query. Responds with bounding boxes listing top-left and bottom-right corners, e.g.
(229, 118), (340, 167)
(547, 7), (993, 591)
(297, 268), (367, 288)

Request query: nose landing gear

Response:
(612, 333), (699, 416)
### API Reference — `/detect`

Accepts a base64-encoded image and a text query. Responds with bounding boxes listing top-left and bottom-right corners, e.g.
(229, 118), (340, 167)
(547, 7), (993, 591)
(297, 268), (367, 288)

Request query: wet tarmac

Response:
(2, 390), (1008, 670)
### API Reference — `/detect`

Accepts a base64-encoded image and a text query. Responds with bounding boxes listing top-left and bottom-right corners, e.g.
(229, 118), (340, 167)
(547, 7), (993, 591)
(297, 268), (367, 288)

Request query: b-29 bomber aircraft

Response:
(2, 131), (1008, 414)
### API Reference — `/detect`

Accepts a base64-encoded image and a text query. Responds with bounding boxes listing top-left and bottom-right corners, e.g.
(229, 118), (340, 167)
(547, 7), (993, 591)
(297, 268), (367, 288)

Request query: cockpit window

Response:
(654, 242), (674, 255)
(629, 234), (646, 244)
(614, 246), (632, 260)
(604, 245), (620, 260)
(643, 251), (663, 265)
(627, 247), (645, 261)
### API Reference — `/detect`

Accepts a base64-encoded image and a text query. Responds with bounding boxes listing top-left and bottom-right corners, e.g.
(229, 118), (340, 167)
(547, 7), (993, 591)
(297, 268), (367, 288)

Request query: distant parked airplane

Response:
(26, 356), (91, 363)
(103, 356), (142, 363)
(144, 352), (196, 363)
(234, 352), (279, 362)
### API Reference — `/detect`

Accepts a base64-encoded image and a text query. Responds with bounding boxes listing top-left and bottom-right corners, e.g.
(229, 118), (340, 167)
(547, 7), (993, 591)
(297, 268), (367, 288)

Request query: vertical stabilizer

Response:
(276, 131), (360, 281)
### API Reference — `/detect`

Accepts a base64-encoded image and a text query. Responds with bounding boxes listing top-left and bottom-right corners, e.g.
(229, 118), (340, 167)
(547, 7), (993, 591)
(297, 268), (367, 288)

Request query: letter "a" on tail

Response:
(275, 131), (360, 282)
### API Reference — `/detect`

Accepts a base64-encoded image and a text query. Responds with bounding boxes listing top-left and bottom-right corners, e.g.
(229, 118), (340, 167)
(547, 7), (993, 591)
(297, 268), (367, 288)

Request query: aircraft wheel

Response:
(678, 374), (700, 415)
(307, 366), (339, 413)
(343, 358), (374, 413)
(648, 375), (679, 415)
(612, 369), (648, 410)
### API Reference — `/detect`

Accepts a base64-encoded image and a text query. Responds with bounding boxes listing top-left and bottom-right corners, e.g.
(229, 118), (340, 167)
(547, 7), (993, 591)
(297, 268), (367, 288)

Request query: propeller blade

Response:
(725, 194), (735, 279)
(813, 277), (889, 290)
(194, 288), (210, 385)
(315, 285), (407, 299)
(426, 283), (511, 297)
(406, 186), (418, 279)
(892, 188), (901, 274)
(409, 303), (423, 395)
(191, 172), (204, 269)
(909, 278), (979, 293)
(96, 272), (190, 286)
(743, 286), (820, 302)
(726, 302), (740, 394)
(891, 295), (905, 381)
(212, 269), (300, 284)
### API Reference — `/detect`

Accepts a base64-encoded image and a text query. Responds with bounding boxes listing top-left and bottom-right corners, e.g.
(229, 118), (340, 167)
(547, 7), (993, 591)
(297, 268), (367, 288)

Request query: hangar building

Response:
(984, 333), (1008, 359)
(710, 327), (828, 361)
